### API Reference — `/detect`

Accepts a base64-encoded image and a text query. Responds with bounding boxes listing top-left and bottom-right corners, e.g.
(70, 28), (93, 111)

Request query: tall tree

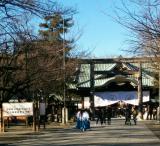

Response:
(114, 0), (160, 58)
(0, 1), (63, 102)
(36, 11), (77, 95)
(113, 0), (160, 82)
(112, 0), (160, 118)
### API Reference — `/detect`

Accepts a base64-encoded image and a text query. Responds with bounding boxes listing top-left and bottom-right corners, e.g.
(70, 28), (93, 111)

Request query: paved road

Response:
(0, 119), (160, 146)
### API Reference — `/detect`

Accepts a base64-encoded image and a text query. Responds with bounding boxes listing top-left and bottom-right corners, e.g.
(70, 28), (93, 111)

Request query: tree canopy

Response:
(113, 0), (160, 88)
(114, 0), (160, 58)
(0, 1), (79, 102)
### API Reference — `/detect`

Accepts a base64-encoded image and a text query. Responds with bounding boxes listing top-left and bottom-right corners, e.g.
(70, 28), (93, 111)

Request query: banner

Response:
(94, 91), (150, 107)
(2, 102), (33, 117)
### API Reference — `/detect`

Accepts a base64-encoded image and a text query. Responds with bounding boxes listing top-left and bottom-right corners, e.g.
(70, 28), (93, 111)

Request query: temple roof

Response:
(69, 60), (155, 89)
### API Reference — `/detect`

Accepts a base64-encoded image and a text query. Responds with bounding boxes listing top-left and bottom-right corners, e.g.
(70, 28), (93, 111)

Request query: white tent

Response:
(94, 91), (150, 107)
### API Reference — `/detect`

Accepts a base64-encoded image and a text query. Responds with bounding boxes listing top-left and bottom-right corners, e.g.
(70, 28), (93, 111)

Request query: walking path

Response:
(0, 119), (159, 146)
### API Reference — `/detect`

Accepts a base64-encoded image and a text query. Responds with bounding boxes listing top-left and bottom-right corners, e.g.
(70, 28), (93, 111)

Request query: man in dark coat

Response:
(106, 106), (112, 125)
(125, 105), (132, 125)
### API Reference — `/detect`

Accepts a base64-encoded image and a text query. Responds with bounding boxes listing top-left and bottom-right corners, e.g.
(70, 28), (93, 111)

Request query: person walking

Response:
(132, 106), (138, 125)
(106, 106), (112, 125)
(95, 107), (103, 125)
(125, 105), (132, 125)
(83, 109), (90, 130)
(102, 108), (107, 125)
(153, 107), (157, 120)
(81, 109), (90, 131)
(147, 104), (153, 120)
(76, 110), (82, 129)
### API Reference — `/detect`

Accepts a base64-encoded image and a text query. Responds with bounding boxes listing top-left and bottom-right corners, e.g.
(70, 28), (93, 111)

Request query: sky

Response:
(58, 0), (131, 58)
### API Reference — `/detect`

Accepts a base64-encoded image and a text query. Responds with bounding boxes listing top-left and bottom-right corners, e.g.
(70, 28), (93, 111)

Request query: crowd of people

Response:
(95, 105), (138, 126)
(75, 103), (159, 131)
(143, 105), (158, 120)
(95, 106), (112, 125)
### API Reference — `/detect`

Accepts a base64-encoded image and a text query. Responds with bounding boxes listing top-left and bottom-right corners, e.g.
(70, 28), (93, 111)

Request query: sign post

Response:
(0, 107), (4, 132)
(2, 102), (33, 132)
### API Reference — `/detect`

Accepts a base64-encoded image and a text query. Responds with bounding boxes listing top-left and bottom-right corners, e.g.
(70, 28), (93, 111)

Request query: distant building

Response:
(69, 57), (158, 110)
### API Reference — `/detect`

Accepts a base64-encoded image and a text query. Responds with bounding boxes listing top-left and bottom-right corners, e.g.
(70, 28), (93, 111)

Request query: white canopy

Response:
(94, 91), (150, 107)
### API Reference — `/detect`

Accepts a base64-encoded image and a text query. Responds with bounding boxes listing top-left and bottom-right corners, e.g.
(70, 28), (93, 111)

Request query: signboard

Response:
(94, 91), (150, 107)
(2, 102), (33, 117)
(84, 97), (90, 109)
(40, 103), (46, 115)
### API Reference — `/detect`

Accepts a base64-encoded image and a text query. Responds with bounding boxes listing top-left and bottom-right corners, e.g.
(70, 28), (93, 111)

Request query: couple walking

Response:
(125, 105), (138, 125)
(76, 109), (90, 131)
(96, 106), (112, 125)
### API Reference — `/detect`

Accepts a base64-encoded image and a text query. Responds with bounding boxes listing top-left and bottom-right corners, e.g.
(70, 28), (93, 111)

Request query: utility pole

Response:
(62, 17), (66, 124)
(138, 61), (143, 119)
(158, 64), (160, 123)
(0, 92), (3, 132)
(90, 62), (95, 120)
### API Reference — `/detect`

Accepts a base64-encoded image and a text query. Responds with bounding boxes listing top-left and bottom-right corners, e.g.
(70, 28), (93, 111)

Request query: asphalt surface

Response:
(144, 120), (160, 139)
(0, 119), (160, 146)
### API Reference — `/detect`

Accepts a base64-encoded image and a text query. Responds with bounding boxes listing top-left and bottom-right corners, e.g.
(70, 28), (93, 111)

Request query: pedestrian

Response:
(147, 104), (153, 120)
(153, 107), (157, 120)
(125, 105), (132, 125)
(76, 109), (81, 129)
(95, 107), (103, 125)
(77, 109), (90, 131)
(132, 106), (138, 125)
(106, 106), (112, 125)
(81, 109), (90, 131)
(102, 108), (106, 125)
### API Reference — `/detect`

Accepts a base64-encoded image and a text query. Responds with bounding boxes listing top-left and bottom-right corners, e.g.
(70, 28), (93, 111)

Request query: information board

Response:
(2, 102), (33, 117)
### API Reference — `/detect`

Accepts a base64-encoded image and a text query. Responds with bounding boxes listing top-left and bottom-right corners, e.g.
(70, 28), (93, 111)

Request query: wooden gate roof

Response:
(69, 58), (155, 89)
